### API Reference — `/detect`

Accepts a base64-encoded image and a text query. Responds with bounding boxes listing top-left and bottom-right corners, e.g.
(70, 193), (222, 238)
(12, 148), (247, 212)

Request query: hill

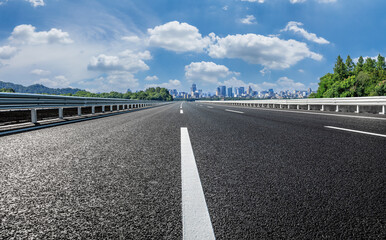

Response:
(0, 81), (83, 95)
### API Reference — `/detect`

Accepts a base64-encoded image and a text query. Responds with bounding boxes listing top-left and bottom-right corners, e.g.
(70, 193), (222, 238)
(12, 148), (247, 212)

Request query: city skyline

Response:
(170, 83), (313, 99)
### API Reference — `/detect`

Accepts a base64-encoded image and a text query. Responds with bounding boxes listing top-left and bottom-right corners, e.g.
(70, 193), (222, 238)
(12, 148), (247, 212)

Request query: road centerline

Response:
(225, 109), (244, 114)
(207, 106), (214, 109)
(180, 109), (184, 114)
(325, 126), (386, 138)
(181, 127), (215, 240)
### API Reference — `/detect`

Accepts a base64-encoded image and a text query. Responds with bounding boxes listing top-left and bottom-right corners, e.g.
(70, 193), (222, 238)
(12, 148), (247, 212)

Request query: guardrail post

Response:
(355, 105), (360, 113)
(307, 105), (310, 111)
(77, 107), (81, 116)
(92, 106), (95, 114)
(335, 105), (339, 112)
(297, 105), (299, 110)
(380, 105), (385, 115)
(102, 105), (105, 113)
(59, 108), (63, 119)
(31, 108), (37, 124)
(321, 105), (325, 111)
(117, 105), (119, 111)
(280, 104), (282, 109)
(110, 105), (113, 111)
(288, 105), (290, 109)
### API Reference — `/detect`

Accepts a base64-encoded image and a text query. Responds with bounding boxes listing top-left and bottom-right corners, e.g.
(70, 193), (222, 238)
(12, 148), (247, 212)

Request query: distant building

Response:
(247, 86), (252, 95)
(227, 87), (233, 98)
(220, 86), (226, 97)
(216, 87), (221, 96)
(127, 88), (132, 93)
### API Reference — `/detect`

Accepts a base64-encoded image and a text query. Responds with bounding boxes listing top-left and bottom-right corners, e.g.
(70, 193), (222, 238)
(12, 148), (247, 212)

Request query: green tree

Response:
(345, 55), (355, 75)
(363, 57), (376, 73)
(333, 55), (347, 80)
(355, 56), (364, 74)
(0, 88), (15, 93)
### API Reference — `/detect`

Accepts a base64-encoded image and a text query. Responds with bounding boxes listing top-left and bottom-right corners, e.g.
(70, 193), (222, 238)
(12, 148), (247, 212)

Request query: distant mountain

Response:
(0, 81), (84, 95)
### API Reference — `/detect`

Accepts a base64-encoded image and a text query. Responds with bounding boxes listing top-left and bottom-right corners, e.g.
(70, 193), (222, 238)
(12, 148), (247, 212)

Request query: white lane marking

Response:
(252, 107), (386, 121)
(325, 126), (386, 138)
(180, 102), (183, 108)
(180, 109), (184, 114)
(225, 109), (244, 114)
(181, 127), (215, 240)
(207, 106), (213, 109)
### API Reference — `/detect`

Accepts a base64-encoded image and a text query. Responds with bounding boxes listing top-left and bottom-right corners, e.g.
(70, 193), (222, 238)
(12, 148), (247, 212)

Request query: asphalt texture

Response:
(1, 102), (385, 239)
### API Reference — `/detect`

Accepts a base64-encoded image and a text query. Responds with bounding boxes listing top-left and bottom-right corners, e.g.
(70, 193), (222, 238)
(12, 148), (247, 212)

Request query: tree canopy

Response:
(312, 54), (386, 98)
(64, 87), (173, 101)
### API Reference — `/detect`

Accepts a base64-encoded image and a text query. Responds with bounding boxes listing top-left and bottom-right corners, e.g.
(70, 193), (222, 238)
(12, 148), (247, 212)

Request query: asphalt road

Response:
(0, 102), (385, 239)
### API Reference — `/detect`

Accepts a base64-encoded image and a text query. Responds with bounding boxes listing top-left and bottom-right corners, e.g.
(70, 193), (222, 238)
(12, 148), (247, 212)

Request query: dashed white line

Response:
(207, 106), (213, 109)
(225, 109), (244, 114)
(325, 126), (386, 138)
(180, 109), (184, 114)
(181, 127), (215, 240)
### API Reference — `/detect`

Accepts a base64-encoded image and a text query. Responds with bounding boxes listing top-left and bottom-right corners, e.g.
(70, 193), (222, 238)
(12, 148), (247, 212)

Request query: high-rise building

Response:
(239, 87), (245, 95)
(227, 87), (233, 98)
(221, 86), (226, 97)
(216, 87), (221, 96)
(191, 83), (197, 93)
(247, 86), (252, 95)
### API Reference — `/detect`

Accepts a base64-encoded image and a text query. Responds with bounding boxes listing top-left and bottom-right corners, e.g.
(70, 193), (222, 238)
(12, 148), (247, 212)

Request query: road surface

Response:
(1, 102), (385, 239)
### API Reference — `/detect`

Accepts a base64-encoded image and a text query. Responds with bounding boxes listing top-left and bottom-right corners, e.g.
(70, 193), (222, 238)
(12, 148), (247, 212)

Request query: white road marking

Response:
(325, 126), (386, 138)
(200, 105), (203, 107)
(180, 102), (183, 108)
(180, 109), (184, 114)
(207, 106), (213, 109)
(181, 127), (215, 240)
(225, 109), (244, 114)
(252, 107), (386, 121)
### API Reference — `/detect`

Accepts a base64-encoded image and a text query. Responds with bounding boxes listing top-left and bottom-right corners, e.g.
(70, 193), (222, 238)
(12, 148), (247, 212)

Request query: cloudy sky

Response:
(0, 0), (385, 93)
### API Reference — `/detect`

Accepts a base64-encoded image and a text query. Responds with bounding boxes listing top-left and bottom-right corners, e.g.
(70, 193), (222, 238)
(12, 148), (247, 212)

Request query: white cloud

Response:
(0, 45), (18, 59)
(241, 0), (265, 3)
(353, 55), (379, 63)
(298, 69), (305, 73)
(276, 76), (305, 90)
(26, 0), (45, 7)
(121, 35), (141, 44)
(9, 24), (73, 45)
(79, 72), (139, 93)
(222, 5), (228, 10)
(0, 0), (8, 6)
(240, 15), (257, 25)
(147, 21), (211, 53)
(145, 75), (158, 81)
(87, 50), (151, 73)
(185, 61), (235, 85)
(34, 76), (70, 88)
(208, 33), (322, 69)
(145, 79), (181, 89)
(281, 21), (329, 44)
(317, 0), (337, 3)
(290, 0), (306, 3)
(31, 69), (50, 76)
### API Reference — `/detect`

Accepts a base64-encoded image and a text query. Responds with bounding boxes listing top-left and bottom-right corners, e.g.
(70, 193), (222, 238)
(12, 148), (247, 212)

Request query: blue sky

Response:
(0, 0), (385, 93)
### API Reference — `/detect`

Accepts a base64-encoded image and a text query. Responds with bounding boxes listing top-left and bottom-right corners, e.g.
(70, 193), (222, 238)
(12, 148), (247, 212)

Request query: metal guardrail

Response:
(198, 96), (386, 114)
(0, 92), (165, 123)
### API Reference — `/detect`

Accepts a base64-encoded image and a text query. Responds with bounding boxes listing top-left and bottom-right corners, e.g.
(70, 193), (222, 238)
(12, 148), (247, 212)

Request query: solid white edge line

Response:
(181, 127), (215, 240)
(225, 109), (244, 114)
(248, 106), (386, 121)
(325, 126), (386, 138)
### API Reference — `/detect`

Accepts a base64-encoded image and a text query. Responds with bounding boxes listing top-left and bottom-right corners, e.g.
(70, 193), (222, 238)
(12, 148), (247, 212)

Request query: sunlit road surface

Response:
(1, 102), (385, 239)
